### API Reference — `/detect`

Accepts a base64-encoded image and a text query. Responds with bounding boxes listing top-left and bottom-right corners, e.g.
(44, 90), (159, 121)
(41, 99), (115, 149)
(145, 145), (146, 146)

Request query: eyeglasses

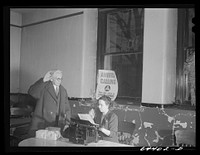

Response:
(56, 77), (62, 81)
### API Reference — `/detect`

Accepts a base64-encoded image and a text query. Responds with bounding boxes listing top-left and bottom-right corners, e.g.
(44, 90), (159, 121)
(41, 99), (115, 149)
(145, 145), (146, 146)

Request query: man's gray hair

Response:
(52, 70), (62, 78)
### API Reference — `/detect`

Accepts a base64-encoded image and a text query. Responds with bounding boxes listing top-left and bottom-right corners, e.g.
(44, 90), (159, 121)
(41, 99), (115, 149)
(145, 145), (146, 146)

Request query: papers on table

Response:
(36, 129), (61, 140)
(78, 113), (98, 126)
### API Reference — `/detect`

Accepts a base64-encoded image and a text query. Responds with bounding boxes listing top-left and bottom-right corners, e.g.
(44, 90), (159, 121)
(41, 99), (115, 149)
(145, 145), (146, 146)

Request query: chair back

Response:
(118, 121), (135, 135)
(175, 130), (195, 147)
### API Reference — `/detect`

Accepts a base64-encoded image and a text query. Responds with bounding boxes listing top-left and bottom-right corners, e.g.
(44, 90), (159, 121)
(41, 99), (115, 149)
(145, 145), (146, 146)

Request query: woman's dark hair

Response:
(98, 95), (112, 108)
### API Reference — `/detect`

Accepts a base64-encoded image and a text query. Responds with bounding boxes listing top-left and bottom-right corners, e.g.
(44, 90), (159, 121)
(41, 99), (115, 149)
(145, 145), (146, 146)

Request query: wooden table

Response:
(18, 137), (131, 147)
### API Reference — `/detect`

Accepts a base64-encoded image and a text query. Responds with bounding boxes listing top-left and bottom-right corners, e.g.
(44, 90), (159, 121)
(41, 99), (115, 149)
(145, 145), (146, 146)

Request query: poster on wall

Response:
(95, 70), (118, 101)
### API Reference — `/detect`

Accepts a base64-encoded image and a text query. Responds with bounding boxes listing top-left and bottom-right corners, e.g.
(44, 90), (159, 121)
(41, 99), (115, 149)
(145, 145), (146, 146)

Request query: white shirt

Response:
(53, 85), (59, 94)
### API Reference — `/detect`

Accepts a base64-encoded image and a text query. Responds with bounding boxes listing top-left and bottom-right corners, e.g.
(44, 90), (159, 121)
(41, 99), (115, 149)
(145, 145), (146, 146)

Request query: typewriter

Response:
(68, 116), (99, 145)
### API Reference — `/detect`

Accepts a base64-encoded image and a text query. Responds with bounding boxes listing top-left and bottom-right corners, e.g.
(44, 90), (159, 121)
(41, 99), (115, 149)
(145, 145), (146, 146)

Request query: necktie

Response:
(55, 86), (59, 96)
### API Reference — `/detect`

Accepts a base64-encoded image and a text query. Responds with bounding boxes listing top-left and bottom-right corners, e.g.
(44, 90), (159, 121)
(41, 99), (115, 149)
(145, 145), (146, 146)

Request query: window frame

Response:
(96, 8), (144, 104)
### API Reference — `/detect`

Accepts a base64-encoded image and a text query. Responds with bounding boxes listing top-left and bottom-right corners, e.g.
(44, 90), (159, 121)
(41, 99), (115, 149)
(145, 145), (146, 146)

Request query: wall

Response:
(19, 9), (98, 98)
(20, 11), (83, 96)
(70, 100), (196, 147)
(10, 11), (22, 92)
(22, 8), (84, 26)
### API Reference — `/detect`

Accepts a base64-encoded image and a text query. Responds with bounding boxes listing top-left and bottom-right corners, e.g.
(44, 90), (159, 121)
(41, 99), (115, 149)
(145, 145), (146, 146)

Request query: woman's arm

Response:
(99, 127), (111, 136)
(100, 113), (118, 137)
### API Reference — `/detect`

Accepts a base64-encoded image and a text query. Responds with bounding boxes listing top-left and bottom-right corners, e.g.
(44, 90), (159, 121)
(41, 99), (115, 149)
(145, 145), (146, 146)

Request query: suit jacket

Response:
(97, 110), (119, 143)
(28, 78), (71, 135)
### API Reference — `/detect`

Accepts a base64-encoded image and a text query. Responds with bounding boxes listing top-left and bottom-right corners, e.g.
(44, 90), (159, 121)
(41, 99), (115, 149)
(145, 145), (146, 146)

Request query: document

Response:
(78, 113), (98, 125)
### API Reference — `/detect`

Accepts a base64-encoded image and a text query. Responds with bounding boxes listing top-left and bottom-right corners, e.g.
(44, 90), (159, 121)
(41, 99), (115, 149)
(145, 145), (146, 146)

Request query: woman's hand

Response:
(99, 127), (110, 136)
(89, 108), (95, 119)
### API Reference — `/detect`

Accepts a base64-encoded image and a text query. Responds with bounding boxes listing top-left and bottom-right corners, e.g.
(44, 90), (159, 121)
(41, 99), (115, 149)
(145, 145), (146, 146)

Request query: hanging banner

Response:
(95, 70), (118, 101)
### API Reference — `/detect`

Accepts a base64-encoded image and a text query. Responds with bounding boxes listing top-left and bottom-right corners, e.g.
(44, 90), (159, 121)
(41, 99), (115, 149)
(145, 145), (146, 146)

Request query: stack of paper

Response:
(36, 129), (61, 140)
(78, 113), (98, 125)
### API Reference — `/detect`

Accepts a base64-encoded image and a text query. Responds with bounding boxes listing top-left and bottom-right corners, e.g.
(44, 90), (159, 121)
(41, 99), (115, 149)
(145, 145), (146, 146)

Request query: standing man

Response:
(28, 70), (71, 137)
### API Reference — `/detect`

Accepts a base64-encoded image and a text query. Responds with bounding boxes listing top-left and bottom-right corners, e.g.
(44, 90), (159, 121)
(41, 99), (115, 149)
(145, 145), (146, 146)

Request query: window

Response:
(97, 8), (144, 103)
(176, 8), (195, 108)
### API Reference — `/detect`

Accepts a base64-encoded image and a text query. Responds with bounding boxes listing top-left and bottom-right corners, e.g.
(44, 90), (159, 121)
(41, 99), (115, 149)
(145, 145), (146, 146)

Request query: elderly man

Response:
(28, 70), (71, 137)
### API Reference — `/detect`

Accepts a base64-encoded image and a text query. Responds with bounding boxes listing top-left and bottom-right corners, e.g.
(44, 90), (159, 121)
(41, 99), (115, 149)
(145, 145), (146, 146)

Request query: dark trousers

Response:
(55, 115), (59, 127)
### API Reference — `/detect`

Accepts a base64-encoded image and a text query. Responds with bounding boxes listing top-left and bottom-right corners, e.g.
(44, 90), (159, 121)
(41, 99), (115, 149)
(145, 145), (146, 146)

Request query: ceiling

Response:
(10, 8), (47, 14)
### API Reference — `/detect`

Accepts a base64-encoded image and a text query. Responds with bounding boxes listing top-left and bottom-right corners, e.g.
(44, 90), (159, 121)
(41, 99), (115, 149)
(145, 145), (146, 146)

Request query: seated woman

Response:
(89, 95), (119, 143)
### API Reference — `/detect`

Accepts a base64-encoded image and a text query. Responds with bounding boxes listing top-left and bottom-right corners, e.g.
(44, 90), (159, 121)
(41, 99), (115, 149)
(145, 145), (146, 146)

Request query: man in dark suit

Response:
(28, 70), (71, 137)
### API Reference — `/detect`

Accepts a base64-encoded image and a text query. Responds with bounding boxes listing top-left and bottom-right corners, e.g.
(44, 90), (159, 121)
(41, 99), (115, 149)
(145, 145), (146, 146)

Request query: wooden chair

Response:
(118, 121), (136, 145)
